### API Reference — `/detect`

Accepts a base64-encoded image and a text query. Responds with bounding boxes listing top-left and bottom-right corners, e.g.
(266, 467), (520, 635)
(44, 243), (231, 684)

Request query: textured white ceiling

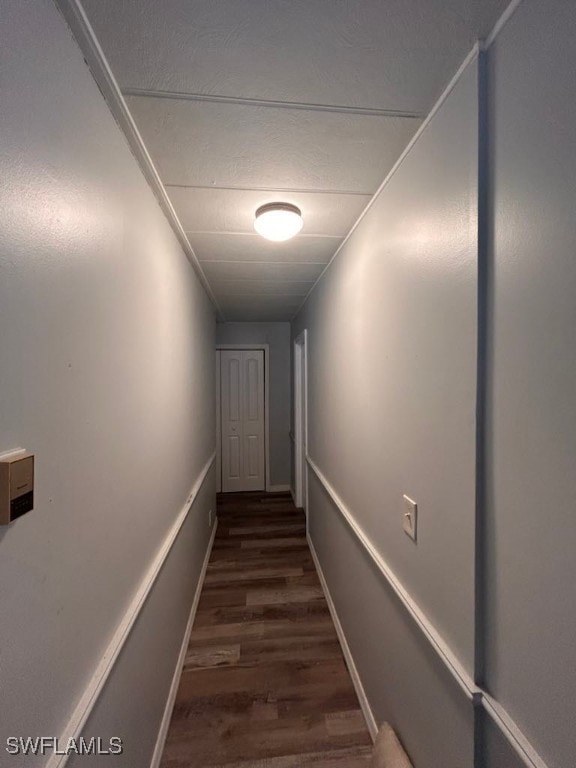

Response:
(187, 234), (340, 264)
(125, 97), (420, 191)
(201, 261), (327, 282)
(82, 0), (508, 112)
(82, 0), (510, 321)
(212, 280), (314, 296)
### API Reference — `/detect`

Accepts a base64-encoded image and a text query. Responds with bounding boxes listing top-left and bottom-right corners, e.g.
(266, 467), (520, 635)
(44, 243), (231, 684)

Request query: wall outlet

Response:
(208, 509), (213, 527)
(402, 495), (417, 542)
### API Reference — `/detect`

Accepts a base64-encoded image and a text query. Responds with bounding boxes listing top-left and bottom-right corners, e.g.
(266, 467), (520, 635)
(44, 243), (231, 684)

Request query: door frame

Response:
(216, 344), (270, 493)
(293, 330), (308, 511)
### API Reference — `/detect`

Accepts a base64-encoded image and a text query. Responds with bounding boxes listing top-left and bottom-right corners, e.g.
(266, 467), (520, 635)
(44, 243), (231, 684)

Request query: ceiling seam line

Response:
(217, 297), (308, 300)
(217, 292), (309, 295)
(199, 260), (329, 265)
(207, 279), (319, 284)
(185, 231), (342, 239)
(122, 87), (424, 119)
(163, 184), (375, 196)
(207, 281), (320, 284)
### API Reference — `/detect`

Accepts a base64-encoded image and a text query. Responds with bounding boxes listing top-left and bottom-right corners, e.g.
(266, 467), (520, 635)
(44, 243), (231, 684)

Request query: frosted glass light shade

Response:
(254, 203), (303, 242)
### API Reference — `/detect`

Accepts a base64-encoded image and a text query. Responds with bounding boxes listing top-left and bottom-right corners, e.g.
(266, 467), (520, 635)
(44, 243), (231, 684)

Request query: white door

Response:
(221, 350), (265, 492)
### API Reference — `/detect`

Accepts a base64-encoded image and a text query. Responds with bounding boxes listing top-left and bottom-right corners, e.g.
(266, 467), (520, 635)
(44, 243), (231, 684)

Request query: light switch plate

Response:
(403, 495), (417, 542)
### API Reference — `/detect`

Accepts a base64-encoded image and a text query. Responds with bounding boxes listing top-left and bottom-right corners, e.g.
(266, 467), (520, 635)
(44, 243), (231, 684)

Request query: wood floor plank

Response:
(325, 710), (368, 737)
(239, 636), (343, 665)
(246, 585), (325, 606)
(204, 566), (304, 585)
(184, 644), (241, 670)
(208, 547), (312, 564)
(213, 745), (372, 767)
(160, 491), (372, 768)
(170, 681), (363, 723)
(228, 523), (306, 536)
(175, 657), (351, 698)
(240, 537), (307, 549)
(163, 714), (370, 766)
(190, 612), (336, 644)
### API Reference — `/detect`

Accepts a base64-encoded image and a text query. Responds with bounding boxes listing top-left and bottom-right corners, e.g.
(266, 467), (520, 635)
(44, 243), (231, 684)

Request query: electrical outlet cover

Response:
(402, 495), (417, 542)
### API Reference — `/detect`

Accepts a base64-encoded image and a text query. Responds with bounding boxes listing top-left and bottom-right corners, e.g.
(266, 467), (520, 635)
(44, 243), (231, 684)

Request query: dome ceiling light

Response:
(254, 203), (303, 242)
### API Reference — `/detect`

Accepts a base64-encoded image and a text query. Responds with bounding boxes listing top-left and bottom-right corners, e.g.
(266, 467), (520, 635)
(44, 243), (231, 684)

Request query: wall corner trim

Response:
(52, 0), (223, 320)
(306, 455), (549, 768)
(308, 533), (378, 741)
(485, 0), (526, 48)
(46, 452), (216, 768)
(150, 518), (218, 768)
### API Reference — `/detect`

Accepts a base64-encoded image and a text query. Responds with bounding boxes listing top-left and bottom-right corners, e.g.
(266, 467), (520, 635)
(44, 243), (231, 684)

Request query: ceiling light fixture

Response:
(254, 203), (303, 242)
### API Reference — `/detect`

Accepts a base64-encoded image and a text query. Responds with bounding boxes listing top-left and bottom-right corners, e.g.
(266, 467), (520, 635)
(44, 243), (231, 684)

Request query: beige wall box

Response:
(0, 452), (35, 525)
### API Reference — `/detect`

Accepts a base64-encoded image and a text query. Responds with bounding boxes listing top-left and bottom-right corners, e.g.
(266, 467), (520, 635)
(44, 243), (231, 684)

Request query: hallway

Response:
(3, 2), (576, 767)
(160, 492), (372, 767)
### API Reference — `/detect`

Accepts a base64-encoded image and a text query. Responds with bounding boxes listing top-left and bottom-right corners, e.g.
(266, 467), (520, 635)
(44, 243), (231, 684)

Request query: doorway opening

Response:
(293, 330), (308, 511)
(216, 345), (270, 493)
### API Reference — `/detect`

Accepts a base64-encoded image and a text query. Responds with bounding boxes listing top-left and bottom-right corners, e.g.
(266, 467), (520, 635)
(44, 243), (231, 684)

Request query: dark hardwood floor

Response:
(160, 491), (372, 768)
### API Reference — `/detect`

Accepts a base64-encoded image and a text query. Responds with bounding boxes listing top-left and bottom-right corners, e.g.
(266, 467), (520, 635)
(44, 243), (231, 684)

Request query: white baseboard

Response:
(46, 453), (216, 768)
(150, 519), (218, 768)
(307, 532), (378, 742)
(268, 484), (291, 493)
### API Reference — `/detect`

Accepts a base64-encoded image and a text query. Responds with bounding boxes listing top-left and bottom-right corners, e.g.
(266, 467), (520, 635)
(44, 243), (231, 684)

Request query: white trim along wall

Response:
(150, 518), (218, 768)
(307, 534), (378, 741)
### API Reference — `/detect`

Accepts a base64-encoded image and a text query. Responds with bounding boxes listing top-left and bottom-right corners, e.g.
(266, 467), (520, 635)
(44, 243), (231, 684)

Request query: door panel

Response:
(221, 350), (243, 492)
(241, 350), (265, 491)
(229, 435), (241, 479)
(227, 357), (241, 422)
(245, 435), (260, 478)
(221, 349), (265, 492)
(246, 357), (259, 421)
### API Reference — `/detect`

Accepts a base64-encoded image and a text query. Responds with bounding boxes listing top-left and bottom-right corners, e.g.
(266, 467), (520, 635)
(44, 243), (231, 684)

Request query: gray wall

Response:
(293, 55), (479, 768)
(0, 2), (215, 766)
(485, 1), (576, 766)
(216, 322), (291, 488)
(293, 2), (576, 766)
